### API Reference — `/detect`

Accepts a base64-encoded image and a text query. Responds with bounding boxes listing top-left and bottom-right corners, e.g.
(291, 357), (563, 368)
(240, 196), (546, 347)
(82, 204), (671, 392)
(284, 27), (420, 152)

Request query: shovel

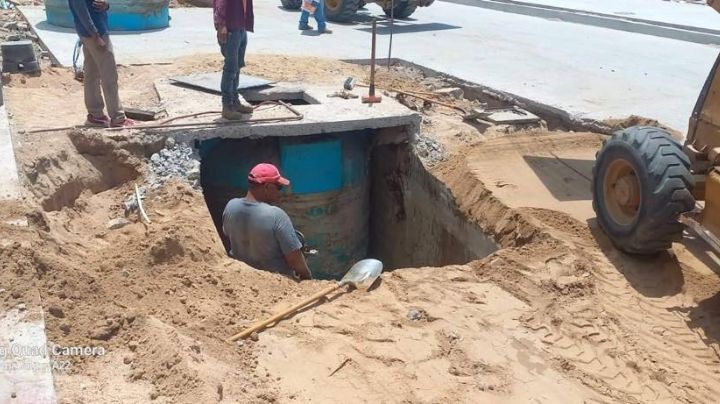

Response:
(227, 258), (383, 342)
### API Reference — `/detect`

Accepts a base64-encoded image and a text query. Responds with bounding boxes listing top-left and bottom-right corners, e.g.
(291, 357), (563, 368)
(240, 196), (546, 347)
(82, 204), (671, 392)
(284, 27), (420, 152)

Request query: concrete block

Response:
(125, 107), (168, 121)
(1, 40), (39, 74)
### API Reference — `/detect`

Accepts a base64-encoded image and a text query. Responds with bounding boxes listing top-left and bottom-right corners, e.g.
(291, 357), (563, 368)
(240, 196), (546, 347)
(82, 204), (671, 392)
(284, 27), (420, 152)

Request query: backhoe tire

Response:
(280, 0), (302, 9)
(325, 0), (361, 22)
(592, 126), (695, 255)
(384, 0), (418, 18)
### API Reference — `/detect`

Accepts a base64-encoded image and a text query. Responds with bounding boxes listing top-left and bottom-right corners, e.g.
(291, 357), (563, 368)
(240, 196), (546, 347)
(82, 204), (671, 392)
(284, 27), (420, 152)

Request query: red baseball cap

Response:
(248, 163), (290, 186)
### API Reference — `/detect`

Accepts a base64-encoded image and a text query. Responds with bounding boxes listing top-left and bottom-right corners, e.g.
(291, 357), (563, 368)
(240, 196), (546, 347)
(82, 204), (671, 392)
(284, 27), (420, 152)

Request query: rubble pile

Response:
(414, 134), (448, 167)
(0, 4), (45, 54)
(148, 138), (201, 189)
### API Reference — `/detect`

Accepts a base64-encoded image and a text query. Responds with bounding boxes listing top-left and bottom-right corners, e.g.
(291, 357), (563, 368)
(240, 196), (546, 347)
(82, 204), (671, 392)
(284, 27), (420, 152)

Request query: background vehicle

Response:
(280, 0), (435, 22)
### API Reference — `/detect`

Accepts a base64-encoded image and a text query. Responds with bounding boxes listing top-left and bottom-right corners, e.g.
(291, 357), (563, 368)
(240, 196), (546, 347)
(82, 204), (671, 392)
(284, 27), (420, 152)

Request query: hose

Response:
(72, 39), (83, 81)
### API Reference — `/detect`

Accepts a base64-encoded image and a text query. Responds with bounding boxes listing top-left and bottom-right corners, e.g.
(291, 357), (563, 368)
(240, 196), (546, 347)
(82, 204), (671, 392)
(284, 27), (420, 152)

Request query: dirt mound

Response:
(149, 234), (186, 264)
(1, 174), (325, 402)
(605, 115), (684, 140)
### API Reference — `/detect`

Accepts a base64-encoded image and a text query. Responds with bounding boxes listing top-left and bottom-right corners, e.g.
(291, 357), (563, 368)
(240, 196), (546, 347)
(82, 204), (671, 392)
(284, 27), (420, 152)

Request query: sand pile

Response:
(1, 131), (334, 402)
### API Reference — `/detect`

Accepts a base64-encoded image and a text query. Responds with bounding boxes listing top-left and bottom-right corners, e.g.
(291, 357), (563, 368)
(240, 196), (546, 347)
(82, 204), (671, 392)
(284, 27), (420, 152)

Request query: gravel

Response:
(414, 135), (448, 167)
(147, 138), (201, 190)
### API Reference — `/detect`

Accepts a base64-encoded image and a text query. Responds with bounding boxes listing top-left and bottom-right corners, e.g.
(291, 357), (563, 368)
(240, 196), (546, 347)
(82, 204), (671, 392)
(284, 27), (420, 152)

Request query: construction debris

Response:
(433, 87), (464, 99)
(125, 107), (168, 122)
(414, 134), (448, 166)
(148, 138), (201, 189)
(466, 106), (541, 125)
(107, 217), (132, 230)
(327, 90), (358, 99)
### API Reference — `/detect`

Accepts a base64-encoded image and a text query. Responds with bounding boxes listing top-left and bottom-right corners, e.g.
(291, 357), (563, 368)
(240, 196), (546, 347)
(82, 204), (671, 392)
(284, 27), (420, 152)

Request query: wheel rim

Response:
(603, 159), (641, 226)
(326, 0), (340, 11)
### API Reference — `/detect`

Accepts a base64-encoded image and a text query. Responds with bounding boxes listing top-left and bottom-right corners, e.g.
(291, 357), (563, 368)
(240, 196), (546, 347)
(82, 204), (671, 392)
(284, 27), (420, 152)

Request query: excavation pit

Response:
(198, 132), (499, 280)
(145, 80), (499, 279)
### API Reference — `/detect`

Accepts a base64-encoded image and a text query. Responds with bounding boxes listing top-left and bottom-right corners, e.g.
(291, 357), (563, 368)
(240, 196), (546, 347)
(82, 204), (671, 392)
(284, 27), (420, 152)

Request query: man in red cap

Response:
(222, 163), (312, 280)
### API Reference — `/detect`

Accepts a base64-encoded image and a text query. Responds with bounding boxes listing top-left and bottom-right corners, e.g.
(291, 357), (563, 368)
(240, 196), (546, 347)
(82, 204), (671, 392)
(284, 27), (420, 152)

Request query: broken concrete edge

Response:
(444, 0), (720, 46)
(344, 57), (622, 136)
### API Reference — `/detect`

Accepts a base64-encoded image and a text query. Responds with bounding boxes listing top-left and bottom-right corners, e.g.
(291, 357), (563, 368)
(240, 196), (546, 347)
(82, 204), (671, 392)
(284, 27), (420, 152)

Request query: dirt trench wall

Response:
(369, 144), (499, 269)
(20, 131), (164, 212)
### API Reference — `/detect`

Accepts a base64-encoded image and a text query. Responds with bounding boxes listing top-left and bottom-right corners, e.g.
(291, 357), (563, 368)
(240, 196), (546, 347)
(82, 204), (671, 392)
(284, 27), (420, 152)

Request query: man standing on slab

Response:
(214, 0), (256, 120)
(68, 0), (134, 128)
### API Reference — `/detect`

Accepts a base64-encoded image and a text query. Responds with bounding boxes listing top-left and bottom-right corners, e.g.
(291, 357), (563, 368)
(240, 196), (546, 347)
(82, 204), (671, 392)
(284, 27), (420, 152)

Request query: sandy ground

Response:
(1, 48), (720, 404)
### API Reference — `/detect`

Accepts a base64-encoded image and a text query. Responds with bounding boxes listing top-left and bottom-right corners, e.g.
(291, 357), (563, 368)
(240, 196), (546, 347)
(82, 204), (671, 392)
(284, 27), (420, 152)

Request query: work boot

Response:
(234, 103), (254, 114)
(222, 106), (245, 121)
(299, 24), (313, 31)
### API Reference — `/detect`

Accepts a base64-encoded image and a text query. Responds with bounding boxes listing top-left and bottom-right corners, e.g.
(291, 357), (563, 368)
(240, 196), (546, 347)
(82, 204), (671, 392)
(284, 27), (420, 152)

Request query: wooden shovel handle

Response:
(227, 283), (341, 342)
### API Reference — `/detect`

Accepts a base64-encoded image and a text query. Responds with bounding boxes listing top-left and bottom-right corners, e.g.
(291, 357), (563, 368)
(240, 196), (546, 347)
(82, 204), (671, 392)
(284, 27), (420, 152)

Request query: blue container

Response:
(45, 0), (169, 31)
(279, 134), (371, 280)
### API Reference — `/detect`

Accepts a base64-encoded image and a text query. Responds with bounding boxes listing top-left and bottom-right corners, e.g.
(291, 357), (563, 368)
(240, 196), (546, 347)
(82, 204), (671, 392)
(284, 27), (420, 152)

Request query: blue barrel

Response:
(45, 0), (169, 31)
(279, 133), (371, 280)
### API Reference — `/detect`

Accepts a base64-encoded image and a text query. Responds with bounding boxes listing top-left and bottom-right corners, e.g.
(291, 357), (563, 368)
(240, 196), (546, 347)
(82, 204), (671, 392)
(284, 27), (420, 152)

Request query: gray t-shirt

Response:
(222, 198), (302, 276)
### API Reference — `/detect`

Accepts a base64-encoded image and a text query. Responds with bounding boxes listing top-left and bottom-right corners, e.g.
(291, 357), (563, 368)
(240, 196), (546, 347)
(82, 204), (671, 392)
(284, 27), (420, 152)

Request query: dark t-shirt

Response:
(222, 198), (301, 276)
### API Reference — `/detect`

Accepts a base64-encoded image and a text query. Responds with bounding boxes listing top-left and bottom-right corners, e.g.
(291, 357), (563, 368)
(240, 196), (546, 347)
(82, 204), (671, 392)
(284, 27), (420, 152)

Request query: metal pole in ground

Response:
(363, 18), (382, 103)
(388, 0), (394, 69)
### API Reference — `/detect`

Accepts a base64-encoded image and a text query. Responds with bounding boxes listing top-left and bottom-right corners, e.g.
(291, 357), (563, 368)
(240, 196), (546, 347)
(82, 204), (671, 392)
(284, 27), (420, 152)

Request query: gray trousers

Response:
(81, 36), (125, 120)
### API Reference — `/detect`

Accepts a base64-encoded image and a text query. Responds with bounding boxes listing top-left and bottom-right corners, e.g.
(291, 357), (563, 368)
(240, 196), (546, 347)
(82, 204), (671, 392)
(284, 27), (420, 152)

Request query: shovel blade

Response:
(340, 259), (383, 290)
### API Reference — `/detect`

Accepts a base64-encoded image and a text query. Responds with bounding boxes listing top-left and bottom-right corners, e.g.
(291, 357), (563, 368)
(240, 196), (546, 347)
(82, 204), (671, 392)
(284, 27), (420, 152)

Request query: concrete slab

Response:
(20, 3), (719, 132)
(169, 72), (275, 94)
(0, 105), (21, 201)
(142, 79), (421, 142)
(0, 307), (57, 404)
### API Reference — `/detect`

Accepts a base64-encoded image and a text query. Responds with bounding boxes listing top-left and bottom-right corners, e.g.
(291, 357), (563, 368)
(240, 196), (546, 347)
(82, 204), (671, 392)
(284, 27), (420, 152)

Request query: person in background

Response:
(222, 163), (312, 280)
(213, 0), (256, 120)
(299, 0), (333, 34)
(68, 0), (134, 128)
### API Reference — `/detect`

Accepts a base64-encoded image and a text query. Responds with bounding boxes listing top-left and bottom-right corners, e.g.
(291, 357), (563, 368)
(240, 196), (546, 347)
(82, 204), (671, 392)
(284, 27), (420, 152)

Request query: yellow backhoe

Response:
(593, 0), (720, 254)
